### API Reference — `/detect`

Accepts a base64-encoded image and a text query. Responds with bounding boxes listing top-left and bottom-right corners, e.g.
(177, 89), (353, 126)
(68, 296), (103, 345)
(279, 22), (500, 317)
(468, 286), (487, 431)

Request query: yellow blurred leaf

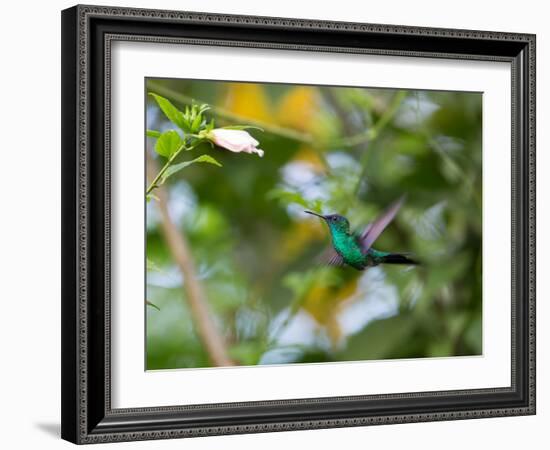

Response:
(224, 83), (273, 122)
(293, 146), (326, 173)
(303, 277), (360, 346)
(274, 220), (326, 264)
(276, 86), (319, 131)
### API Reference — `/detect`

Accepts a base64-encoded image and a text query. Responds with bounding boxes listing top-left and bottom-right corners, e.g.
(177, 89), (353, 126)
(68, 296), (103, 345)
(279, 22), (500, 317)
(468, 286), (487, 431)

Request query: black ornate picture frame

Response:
(61, 4), (536, 444)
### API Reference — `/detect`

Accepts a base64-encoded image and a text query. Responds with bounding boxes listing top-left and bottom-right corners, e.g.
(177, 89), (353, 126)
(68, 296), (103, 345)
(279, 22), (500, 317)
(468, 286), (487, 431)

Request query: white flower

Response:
(207, 129), (264, 157)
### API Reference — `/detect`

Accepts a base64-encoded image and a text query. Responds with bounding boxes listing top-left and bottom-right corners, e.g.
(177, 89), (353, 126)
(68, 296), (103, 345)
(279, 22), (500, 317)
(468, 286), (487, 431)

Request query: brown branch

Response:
(147, 155), (234, 367)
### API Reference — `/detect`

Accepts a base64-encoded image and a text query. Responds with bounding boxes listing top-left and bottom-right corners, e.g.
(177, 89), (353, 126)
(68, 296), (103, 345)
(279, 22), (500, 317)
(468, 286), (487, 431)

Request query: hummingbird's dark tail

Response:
(381, 253), (419, 265)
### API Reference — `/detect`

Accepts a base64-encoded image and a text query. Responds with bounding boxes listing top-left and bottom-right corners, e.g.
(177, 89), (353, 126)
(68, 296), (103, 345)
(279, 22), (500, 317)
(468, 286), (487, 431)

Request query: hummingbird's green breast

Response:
(331, 231), (367, 270)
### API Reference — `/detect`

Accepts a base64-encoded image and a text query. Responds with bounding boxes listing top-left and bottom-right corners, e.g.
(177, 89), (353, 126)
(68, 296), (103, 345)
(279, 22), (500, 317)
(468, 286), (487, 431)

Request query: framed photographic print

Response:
(61, 4), (536, 444)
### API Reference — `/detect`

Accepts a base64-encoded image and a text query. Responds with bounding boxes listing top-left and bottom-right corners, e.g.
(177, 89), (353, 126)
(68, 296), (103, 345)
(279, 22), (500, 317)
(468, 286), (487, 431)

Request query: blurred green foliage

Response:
(146, 78), (482, 369)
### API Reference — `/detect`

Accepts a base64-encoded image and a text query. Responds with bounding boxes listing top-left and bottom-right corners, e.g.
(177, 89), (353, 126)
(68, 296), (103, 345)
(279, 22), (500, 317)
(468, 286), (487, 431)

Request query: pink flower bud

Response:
(208, 129), (264, 157)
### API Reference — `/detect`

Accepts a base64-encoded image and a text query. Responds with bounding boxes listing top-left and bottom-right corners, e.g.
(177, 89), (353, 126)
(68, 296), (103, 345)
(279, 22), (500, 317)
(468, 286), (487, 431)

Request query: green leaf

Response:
(267, 188), (321, 211)
(191, 113), (203, 133)
(197, 103), (210, 115)
(155, 130), (183, 158)
(146, 193), (159, 203)
(146, 300), (161, 311)
(146, 258), (161, 272)
(337, 315), (415, 361)
(228, 342), (263, 366)
(267, 189), (309, 208)
(160, 154), (222, 184)
(146, 129), (161, 138)
(149, 93), (187, 130)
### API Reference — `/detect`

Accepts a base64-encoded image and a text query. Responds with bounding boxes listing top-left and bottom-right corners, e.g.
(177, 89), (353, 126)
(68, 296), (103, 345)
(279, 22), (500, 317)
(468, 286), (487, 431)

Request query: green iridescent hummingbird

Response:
(305, 197), (418, 271)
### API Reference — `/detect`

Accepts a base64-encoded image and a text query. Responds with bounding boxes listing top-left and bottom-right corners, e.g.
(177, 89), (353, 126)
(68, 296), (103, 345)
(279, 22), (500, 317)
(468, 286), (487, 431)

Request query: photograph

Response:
(145, 78), (483, 370)
(57, 3), (536, 444)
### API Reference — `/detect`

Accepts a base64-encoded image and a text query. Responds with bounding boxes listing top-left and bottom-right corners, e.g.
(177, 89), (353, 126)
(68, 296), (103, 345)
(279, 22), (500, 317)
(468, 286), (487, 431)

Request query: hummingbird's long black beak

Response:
(304, 210), (326, 220)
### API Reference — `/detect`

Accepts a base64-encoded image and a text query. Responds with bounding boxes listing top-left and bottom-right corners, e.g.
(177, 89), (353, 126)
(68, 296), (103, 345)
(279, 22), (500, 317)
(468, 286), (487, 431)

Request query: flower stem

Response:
(146, 145), (184, 195)
(146, 139), (204, 195)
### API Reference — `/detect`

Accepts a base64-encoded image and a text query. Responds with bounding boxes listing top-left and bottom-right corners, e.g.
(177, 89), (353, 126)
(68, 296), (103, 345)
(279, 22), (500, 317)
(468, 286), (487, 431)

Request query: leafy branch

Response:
(146, 92), (266, 200)
(145, 94), (221, 199)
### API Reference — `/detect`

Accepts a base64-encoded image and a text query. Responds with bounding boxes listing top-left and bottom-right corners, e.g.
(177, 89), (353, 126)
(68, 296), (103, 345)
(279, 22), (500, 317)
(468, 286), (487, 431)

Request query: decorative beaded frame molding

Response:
(61, 4), (536, 444)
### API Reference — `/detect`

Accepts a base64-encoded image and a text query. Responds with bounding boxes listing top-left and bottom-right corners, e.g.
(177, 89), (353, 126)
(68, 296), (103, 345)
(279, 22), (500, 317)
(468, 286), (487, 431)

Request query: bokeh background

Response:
(145, 78), (482, 370)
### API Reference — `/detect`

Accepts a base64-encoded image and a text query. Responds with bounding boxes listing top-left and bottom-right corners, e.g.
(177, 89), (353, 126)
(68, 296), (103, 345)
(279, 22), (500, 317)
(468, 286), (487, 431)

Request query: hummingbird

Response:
(305, 197), (418, 271)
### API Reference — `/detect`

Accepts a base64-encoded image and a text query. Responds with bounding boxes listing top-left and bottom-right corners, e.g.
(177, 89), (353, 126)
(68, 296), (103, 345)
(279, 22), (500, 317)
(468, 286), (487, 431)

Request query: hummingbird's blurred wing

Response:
(359, 196), (405, 252)
(317, 246), (345, 267)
